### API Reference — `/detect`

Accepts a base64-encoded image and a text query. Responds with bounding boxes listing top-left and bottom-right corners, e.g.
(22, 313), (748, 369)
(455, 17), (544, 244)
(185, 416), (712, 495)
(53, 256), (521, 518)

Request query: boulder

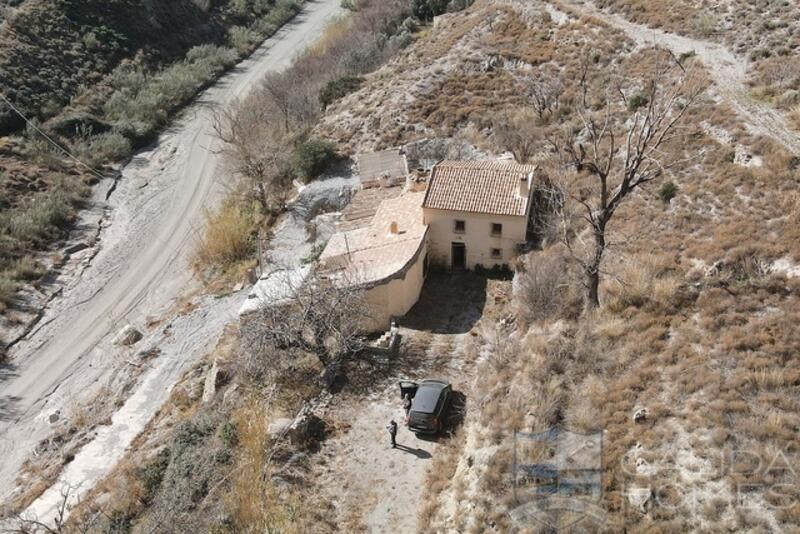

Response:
(113, 325), (142, 346)
(267, 418), (294, 439)
(633, 407), (648, 424)
(202, 360), (220, 403)
(287, 411), (327, 449)
(627, 485), (653, 513)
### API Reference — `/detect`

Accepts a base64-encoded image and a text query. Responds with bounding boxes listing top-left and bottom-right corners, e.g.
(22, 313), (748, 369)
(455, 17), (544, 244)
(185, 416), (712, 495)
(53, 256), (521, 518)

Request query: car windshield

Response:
(412, 385), (441, 413)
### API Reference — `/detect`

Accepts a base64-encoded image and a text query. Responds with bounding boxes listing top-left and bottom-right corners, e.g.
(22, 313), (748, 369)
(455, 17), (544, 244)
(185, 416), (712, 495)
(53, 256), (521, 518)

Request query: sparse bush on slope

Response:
(0, 0), (303, 306)
(292, 139), (336, 181)
(194, 201), (256, 273)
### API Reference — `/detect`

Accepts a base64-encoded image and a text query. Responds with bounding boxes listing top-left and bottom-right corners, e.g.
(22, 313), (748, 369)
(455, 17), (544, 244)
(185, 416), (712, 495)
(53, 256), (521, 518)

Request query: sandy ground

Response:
(313, 273), (493, 533)
(556, 0), (800, 155)
(240, 169), (359, 315)
(0, 0), (344, 518)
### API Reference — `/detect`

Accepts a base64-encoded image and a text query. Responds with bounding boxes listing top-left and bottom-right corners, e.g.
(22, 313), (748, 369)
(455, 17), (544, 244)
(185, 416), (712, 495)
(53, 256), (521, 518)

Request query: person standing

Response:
(387, 420), (398, 448)
(403, 394), (412, 415)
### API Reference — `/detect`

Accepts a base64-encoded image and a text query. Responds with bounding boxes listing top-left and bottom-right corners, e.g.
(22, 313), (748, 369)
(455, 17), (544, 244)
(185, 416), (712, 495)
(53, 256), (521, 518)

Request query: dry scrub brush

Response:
(194, 200), (257, 275)
(239, 271), (372, 384)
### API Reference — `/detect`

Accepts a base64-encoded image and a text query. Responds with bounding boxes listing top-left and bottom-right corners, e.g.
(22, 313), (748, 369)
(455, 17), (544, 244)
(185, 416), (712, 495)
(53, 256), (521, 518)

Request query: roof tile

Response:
(423, 160), (536, 217)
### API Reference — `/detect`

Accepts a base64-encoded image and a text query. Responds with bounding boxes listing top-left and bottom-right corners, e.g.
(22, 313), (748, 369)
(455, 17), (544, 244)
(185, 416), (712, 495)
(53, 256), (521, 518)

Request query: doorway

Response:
(451, 242), (466, 270)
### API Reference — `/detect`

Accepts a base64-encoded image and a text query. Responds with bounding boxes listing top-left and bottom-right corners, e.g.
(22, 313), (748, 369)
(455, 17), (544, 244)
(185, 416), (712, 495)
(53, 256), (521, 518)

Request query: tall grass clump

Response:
(0, 178), (87, 246)
(225, 401), (288, 530)
(0, 276), (18, 311)
(194, 201), (256, 271)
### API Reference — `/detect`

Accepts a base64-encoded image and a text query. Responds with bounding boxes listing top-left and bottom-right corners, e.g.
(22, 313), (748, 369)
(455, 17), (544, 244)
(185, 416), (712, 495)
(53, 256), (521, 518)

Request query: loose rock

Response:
(113, 325), (143, 346)
(633, 408), (648, 424)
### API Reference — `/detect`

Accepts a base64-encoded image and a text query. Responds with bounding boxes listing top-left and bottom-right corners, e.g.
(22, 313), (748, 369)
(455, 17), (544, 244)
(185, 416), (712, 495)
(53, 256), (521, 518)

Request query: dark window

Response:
(491, 223), (503, 236)
(491, 248), (502, 258)
(454, 220), (466, 233)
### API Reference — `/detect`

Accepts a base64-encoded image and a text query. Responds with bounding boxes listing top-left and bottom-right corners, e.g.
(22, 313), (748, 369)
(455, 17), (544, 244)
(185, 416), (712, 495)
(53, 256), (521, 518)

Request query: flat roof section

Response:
(319, 191), (427, 288)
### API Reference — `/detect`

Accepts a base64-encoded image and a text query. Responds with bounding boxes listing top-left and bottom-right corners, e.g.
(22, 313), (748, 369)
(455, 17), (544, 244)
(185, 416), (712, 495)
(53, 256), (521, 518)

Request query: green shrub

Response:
(140, 448), (171, 503)
(0, 189), (74, 244)
(71, 131), (132, 167)
(104, 45), (238, 137)
(657, 181), (678, 204)
(229, 25), (260, 53)
(413, 0), (450, 20)
(0, 276), (17, 310)
(172, 416), (218, 454)
(627, 92), (649, 111)
(301, 242), (327, 265)
(219, 421), (238, 448)
(319, 75), (363, 109)
(291, 139), (336, 181)
(724, 149), (736, 163)
(7, 256), (46, 281)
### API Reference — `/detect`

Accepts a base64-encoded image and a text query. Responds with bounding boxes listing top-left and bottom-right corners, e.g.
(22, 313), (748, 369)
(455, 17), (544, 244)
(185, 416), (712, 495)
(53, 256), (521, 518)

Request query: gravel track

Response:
(558, 0), (800, 155)
(0, 0), (343, 512)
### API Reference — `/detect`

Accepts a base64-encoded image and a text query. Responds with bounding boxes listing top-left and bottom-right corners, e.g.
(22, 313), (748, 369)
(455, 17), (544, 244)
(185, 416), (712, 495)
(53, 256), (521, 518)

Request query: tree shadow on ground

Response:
(400, 272), (487, 334)
(0, 360), (18, 383)
(344, 335), (428, 394)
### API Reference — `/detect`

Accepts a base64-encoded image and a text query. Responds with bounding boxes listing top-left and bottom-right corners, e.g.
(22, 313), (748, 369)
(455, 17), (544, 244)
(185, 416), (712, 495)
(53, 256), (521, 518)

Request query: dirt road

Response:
(0, 0), (343, 505)
(556, 1), (800, 155)
(313, 274), (494, 533)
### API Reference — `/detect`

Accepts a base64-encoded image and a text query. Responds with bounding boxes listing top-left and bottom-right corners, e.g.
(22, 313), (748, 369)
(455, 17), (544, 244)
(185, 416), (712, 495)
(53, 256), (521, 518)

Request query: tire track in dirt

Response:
(555, 0), (800, 155)
(0, 0), (344, 513)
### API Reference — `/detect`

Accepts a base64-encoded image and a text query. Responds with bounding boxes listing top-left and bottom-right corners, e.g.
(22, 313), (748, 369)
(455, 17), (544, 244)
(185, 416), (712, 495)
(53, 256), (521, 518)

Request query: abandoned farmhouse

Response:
(317, 159), (537, 330)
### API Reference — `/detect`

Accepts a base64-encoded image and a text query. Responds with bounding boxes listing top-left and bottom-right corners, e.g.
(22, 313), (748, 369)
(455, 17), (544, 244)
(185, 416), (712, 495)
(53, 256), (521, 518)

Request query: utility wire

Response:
(0, 91), (109, 180)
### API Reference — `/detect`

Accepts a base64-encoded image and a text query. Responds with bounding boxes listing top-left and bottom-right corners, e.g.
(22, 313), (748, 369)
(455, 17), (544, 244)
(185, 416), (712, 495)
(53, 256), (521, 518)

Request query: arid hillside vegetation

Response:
(320, 0), (800, 531)
(0, 0), (304, 340)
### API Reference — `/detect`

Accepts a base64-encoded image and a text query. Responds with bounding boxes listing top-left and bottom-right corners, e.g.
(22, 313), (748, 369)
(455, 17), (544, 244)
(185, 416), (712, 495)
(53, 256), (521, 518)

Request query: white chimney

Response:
(390, 221), (398, 234)
(519, 173), (531, 197)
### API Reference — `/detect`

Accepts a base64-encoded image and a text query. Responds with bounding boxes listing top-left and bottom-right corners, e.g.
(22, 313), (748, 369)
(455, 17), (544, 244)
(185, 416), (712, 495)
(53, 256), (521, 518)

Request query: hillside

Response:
(0, 0), (282, 134)
(318, 0), (800, 531)
(0, 0), (303, 340)
(3, 0), (799, 531)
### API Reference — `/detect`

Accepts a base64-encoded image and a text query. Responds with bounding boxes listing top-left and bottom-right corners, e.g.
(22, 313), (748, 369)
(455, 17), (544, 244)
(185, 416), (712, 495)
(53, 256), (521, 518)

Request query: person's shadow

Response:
(395, 444), (432, 459)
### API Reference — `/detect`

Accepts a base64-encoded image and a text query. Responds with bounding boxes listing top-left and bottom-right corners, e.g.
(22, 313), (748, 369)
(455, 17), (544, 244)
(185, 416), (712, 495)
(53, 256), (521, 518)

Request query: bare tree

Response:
(548, 60), (704, 311)
(240, 271), (372, 385)
(492, 107), (543, 163)
(9, 484), (102, 534)
(522, 74), (564, 121)
(213, 97), (294, 215)
(258, 69), (319, 132)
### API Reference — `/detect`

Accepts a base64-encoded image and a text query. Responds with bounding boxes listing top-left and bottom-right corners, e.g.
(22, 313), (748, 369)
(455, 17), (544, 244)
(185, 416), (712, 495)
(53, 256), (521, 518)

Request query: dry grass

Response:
(417, 428), (466, 531)
(359, 1), (800, 531)
(193, 201), (257, 277)
(603, 254), (682, 314)
(596, 0), (800, 61)
(225, 400), (298, 532)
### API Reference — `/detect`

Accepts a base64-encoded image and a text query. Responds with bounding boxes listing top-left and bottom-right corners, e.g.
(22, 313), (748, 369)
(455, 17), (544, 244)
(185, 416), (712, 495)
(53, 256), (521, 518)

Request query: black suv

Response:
(400, 379), (452, 434)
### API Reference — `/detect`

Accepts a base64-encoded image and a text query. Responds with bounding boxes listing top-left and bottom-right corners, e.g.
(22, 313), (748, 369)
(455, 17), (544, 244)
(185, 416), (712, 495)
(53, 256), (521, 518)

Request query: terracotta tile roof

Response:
(423, 160), (537, 217)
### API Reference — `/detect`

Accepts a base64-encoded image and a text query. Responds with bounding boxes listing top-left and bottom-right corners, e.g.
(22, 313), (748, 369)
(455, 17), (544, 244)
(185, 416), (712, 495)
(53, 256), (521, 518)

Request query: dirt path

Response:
(313, 274), (502, 533)
(555, 0), (800, 155)
(0, 0), (343, 510)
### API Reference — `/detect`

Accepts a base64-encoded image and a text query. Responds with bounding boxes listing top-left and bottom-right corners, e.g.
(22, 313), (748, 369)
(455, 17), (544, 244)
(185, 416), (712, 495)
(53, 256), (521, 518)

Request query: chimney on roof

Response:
(519, 173), (531, 198)
(390, 221), (398, 234)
